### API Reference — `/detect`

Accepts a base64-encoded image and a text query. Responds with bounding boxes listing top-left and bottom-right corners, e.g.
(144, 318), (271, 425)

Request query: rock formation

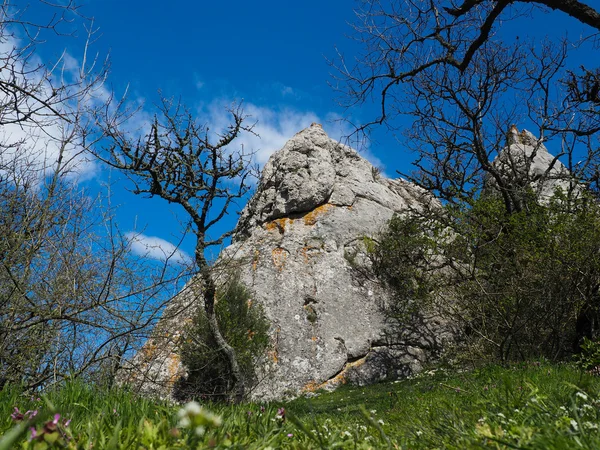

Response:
(487, 127), (579, 202)
(122, 123), (445, 401)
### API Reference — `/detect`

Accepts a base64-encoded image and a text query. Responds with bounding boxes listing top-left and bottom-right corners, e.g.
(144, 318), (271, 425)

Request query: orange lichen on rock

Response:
(264, 217), (294, 234)
(268, 348), (279, 363)
(318, 355), (369, 390)
(322, 372), (348, 389)
(303, 203), (334, 226)
(300, 246), (316, 264)
(252, 250), (260, 271)
(271, 247), (289, 271)
(167, 352), (181, 385)
(302, 380), (321, 393)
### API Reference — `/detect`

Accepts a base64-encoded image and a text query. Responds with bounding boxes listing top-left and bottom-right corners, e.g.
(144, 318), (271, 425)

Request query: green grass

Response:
(2, 362), (600, 448)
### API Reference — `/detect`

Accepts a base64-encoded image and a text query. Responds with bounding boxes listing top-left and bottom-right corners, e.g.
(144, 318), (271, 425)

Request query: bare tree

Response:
(0, 1), (191, 391)
(334, 1), (600, 364)
(333, 0), (600, 211)
(94, 98), (256, 402)
(0, 1), (104, 128)
(0, 127), (188, 390)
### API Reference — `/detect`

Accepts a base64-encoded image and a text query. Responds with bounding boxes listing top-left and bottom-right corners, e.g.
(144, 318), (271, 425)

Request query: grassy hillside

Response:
(1, 362), (599, 449)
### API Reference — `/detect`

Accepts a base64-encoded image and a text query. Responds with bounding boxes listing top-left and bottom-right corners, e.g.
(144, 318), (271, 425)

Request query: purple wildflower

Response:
(43, 414), (61, 433)
(276, 407), (286, 423)
(10, 407), (24, 422)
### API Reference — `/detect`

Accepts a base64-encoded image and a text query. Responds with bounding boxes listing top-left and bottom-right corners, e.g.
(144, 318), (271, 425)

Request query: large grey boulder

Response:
(124, 124), (445, 401)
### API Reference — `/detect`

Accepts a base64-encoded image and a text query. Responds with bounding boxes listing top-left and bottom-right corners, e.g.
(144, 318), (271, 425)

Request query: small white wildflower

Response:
(178, 416), (191, 428)
(514, 409), (520, 413)
(183, 401), (202, 416)
(583, 404), (594, 412)
(497, 413), (506, 419)
(195, 425), (206, 437)
(415, 430), (423, 437)
(209, 412), (222, 427)
(530, 397), (539, 404)
(343, 431), (352, 437)
(571, 419), (579, 431)
(560, 406), (567, 412)
(370, 410), (377, 415)
(378, 419), (385, 425)
(577, 392), (589, 401)
(584, 421), (598, 430)
(478, 417), (486, 424)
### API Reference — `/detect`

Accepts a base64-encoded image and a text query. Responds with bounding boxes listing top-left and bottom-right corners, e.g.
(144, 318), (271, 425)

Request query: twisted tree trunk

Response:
(198, 265), (245, 403)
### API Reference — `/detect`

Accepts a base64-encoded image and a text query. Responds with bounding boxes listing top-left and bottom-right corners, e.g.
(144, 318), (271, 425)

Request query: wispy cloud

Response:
(0, 35), (109, 183)
(198, 99), (386, 172)
(125, 232), (192, 265)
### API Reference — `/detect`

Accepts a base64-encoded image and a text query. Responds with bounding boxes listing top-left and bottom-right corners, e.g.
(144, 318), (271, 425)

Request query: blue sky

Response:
(24, 0), (595, 265)
(66, 0), (396, 264)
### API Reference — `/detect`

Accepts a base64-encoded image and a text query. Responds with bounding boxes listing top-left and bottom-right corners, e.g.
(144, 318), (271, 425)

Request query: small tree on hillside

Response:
(174, 274), (270, 401)
(95, 98), (256, 402)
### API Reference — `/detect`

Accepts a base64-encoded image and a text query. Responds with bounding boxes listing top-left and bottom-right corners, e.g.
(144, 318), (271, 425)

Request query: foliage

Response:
(2, 363), (600, 448)
(576, 339), (600, 375)
(372, 192), (600, 363)
(174, 275), (270, 402)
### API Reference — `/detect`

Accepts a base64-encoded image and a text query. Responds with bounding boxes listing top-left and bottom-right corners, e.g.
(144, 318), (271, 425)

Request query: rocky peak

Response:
(124, 125), (445, 401)
(489, 127), (578, 202)
(235, 123), (432, 238)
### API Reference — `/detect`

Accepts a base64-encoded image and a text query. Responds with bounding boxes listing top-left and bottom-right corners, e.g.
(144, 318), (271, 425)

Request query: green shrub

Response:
(174, 274), (270, 402)
(372, 192), (600, 364)
(576, 338), (600, 375)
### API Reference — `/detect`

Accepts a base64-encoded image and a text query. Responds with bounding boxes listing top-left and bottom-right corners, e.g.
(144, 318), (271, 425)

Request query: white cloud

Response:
(0, 33), (108, 183)
(125, 232), (192, 265)
(198, 100), (386, 172)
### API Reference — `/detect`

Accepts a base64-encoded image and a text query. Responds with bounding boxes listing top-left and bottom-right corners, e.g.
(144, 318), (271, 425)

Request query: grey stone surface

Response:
(126, 123), (444, 401)
(487, 126), (579, 202)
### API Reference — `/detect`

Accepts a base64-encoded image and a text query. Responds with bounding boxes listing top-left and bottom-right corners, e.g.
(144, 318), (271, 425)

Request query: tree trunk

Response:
(199, 267), (246, 403)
